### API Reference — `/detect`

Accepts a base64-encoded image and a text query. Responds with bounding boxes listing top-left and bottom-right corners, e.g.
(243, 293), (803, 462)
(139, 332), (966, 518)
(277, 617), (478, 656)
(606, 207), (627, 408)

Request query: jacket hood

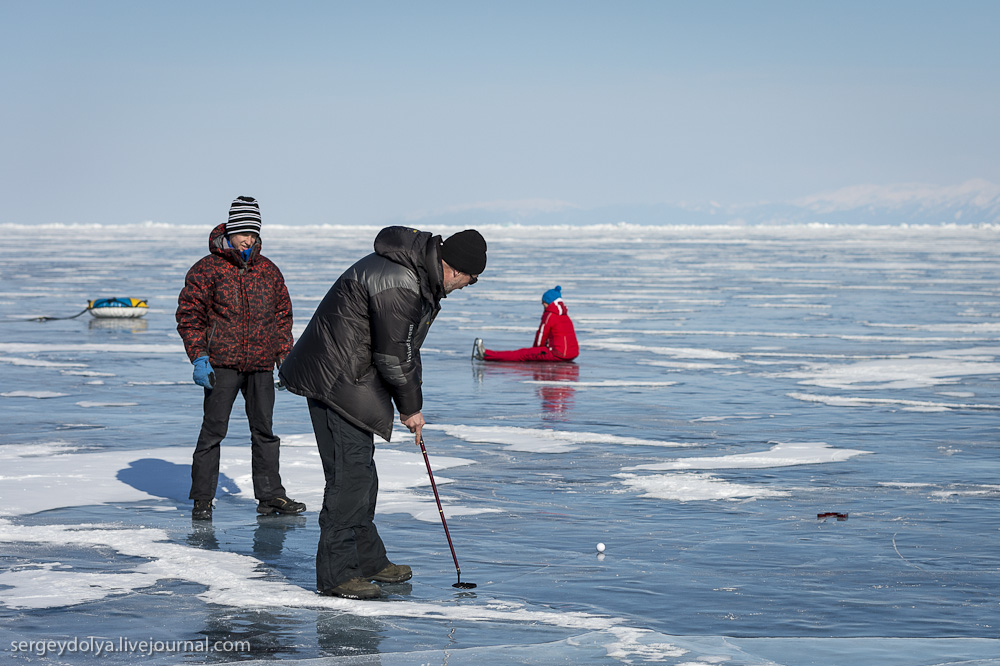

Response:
(209, 222), (260, 266)
(545, 299), (568, 316)
(374, 226), (445, 302)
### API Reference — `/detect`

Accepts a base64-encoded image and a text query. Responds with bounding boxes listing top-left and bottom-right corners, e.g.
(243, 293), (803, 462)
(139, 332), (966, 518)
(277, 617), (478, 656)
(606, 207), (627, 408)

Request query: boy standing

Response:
(177, 196), (304, 520)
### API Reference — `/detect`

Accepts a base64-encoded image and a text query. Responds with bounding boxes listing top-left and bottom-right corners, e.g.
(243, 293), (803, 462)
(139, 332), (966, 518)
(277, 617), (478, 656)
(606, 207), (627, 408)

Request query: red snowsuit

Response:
(484, 299), (579, 362)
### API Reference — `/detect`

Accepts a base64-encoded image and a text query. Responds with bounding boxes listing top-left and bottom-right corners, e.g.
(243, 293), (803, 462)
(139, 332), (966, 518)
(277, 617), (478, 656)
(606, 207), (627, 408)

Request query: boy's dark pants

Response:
(190, 368), (286, 501)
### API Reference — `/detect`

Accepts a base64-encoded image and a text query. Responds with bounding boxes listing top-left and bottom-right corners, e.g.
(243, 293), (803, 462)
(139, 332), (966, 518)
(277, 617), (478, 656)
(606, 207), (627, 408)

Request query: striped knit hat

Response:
(226, 196), (262, 235)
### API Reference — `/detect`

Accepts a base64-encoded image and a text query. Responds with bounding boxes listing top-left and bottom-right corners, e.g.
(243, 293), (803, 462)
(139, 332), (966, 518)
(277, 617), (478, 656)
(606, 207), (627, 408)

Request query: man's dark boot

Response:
(257, 496), (306, 515)
(192, 500), (213, 521)
(321, 578), (382, 600)
(370, 563), (412, 583)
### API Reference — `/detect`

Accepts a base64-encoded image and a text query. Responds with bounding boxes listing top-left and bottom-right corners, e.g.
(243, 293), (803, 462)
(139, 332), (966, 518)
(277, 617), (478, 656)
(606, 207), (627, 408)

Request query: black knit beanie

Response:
(441, 229), (487, 275)
(226, 196), (262, 235)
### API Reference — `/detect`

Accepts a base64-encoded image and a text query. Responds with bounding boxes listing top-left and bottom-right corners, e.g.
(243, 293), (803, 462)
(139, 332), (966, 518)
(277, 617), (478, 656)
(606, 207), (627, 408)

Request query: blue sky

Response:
(1, 1), (998, 226)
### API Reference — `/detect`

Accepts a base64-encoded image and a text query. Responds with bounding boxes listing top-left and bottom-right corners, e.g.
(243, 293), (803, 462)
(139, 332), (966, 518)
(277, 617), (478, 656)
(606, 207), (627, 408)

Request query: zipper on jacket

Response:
(239, 273), (249, 372)
(206, 322), (217, 357)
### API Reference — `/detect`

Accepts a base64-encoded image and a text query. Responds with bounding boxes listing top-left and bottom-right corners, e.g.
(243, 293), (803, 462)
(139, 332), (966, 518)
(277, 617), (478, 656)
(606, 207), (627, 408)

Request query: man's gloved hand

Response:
(193, 356), (215, 389)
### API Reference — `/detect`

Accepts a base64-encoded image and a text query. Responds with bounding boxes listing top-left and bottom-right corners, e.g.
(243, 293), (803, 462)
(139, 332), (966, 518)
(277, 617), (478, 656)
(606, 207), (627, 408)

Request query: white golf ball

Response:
(596, 542), (606, 553)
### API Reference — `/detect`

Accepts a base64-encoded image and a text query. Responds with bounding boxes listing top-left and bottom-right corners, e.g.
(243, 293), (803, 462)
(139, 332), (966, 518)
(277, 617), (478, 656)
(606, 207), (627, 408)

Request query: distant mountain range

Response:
(398, 180), (1000, 227)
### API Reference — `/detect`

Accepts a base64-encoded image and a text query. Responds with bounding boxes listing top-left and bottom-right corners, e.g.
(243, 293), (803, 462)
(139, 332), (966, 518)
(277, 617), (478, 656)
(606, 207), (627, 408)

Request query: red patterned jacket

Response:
(534, 299), (579, 360)
(176, 223), (293, 372)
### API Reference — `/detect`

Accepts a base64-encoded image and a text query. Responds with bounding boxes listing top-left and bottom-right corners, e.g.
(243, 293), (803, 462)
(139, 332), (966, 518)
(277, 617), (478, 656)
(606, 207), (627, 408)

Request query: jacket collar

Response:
(545, 299), (567, 316)
(209, 222), (259, 268)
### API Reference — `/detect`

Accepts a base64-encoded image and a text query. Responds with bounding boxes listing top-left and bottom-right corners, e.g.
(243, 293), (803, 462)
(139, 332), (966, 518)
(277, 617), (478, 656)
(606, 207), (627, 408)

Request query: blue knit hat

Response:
(542, 286), (562, 304)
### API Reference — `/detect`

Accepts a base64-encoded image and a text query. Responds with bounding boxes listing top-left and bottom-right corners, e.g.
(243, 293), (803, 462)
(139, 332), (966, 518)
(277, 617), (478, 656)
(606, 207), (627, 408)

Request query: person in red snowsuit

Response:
(475, 286), (579, 362)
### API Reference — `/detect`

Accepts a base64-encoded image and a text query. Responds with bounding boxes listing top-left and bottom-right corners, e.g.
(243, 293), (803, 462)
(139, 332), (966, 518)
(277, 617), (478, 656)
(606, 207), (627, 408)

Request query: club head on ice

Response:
(453, 581), (477, 589)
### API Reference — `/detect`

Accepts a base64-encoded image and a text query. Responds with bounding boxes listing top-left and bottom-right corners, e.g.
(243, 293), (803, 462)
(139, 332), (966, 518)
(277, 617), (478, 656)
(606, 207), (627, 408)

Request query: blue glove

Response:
(193, 356), (215, 389)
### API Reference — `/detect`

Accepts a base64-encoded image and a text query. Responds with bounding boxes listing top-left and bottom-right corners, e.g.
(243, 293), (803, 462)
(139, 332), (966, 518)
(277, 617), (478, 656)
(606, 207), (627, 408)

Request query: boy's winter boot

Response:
(257, 496), (307, 515)
(321, 577), (382, 600)
(192, 500), (213, 520)
(472, 338), (485, 361)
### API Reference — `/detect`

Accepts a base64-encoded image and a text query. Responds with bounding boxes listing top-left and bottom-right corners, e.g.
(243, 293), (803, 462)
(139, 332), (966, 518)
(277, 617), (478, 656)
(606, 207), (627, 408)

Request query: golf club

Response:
(418, 436), (477, 589)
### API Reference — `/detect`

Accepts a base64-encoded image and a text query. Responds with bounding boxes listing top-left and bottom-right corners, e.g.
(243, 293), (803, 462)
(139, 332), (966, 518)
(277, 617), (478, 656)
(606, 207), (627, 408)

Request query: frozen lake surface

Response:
(1, 222), (998, 665)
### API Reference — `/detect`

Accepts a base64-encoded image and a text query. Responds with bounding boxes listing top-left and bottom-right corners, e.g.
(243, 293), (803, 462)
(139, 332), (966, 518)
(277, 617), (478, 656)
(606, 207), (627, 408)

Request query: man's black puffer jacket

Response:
(279, 227), (445, 441)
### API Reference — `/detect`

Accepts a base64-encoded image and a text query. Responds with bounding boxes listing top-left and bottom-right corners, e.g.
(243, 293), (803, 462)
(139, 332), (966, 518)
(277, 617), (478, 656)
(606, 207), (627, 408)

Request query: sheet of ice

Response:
(788, 392), (1000, 411)
(426, 424), (697, 453)
(930, 486), (1000, 499)
(2, 391), (70, 399)
(0, 561), (162, 610)
(622, 442), (870, 471)
(126, 380), (187, 385)
(591, 327), (987, 343)
(0, 514), (691, 664)
(524, 379), (677, 388)
(242, 432), (492, 522)
(614, 472), (790, 501)
(0, 439), (485, 522)
(0, 445), (191, 517)
(879, 481), (1000, 499)
(475, 324), (536, 333)
(0, 343), (184, 354)
(864, 321), (1000, 333)
(748, 303), (831, 310)
(603, 627), (687, 661)
(0, 443), (80, 457)
(735, 294), (833, 300)
(583, 340), (741, 360)
(639, 360), (736, 370)
(781, 354), (1000, 390)
(0, 518), (620, 633)
(0, 356), (86, 368)
(3, 223), (1000, 664)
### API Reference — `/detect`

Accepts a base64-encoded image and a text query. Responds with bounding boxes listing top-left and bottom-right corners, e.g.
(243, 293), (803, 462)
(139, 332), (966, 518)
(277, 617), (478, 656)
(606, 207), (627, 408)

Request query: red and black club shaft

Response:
(418, 436), (477, 589)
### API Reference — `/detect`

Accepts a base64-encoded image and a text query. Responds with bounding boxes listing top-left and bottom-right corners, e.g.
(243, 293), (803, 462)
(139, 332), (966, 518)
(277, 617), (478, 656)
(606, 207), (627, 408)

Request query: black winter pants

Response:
(190, 368), (286, 501)
(308, 398), (390, 591)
